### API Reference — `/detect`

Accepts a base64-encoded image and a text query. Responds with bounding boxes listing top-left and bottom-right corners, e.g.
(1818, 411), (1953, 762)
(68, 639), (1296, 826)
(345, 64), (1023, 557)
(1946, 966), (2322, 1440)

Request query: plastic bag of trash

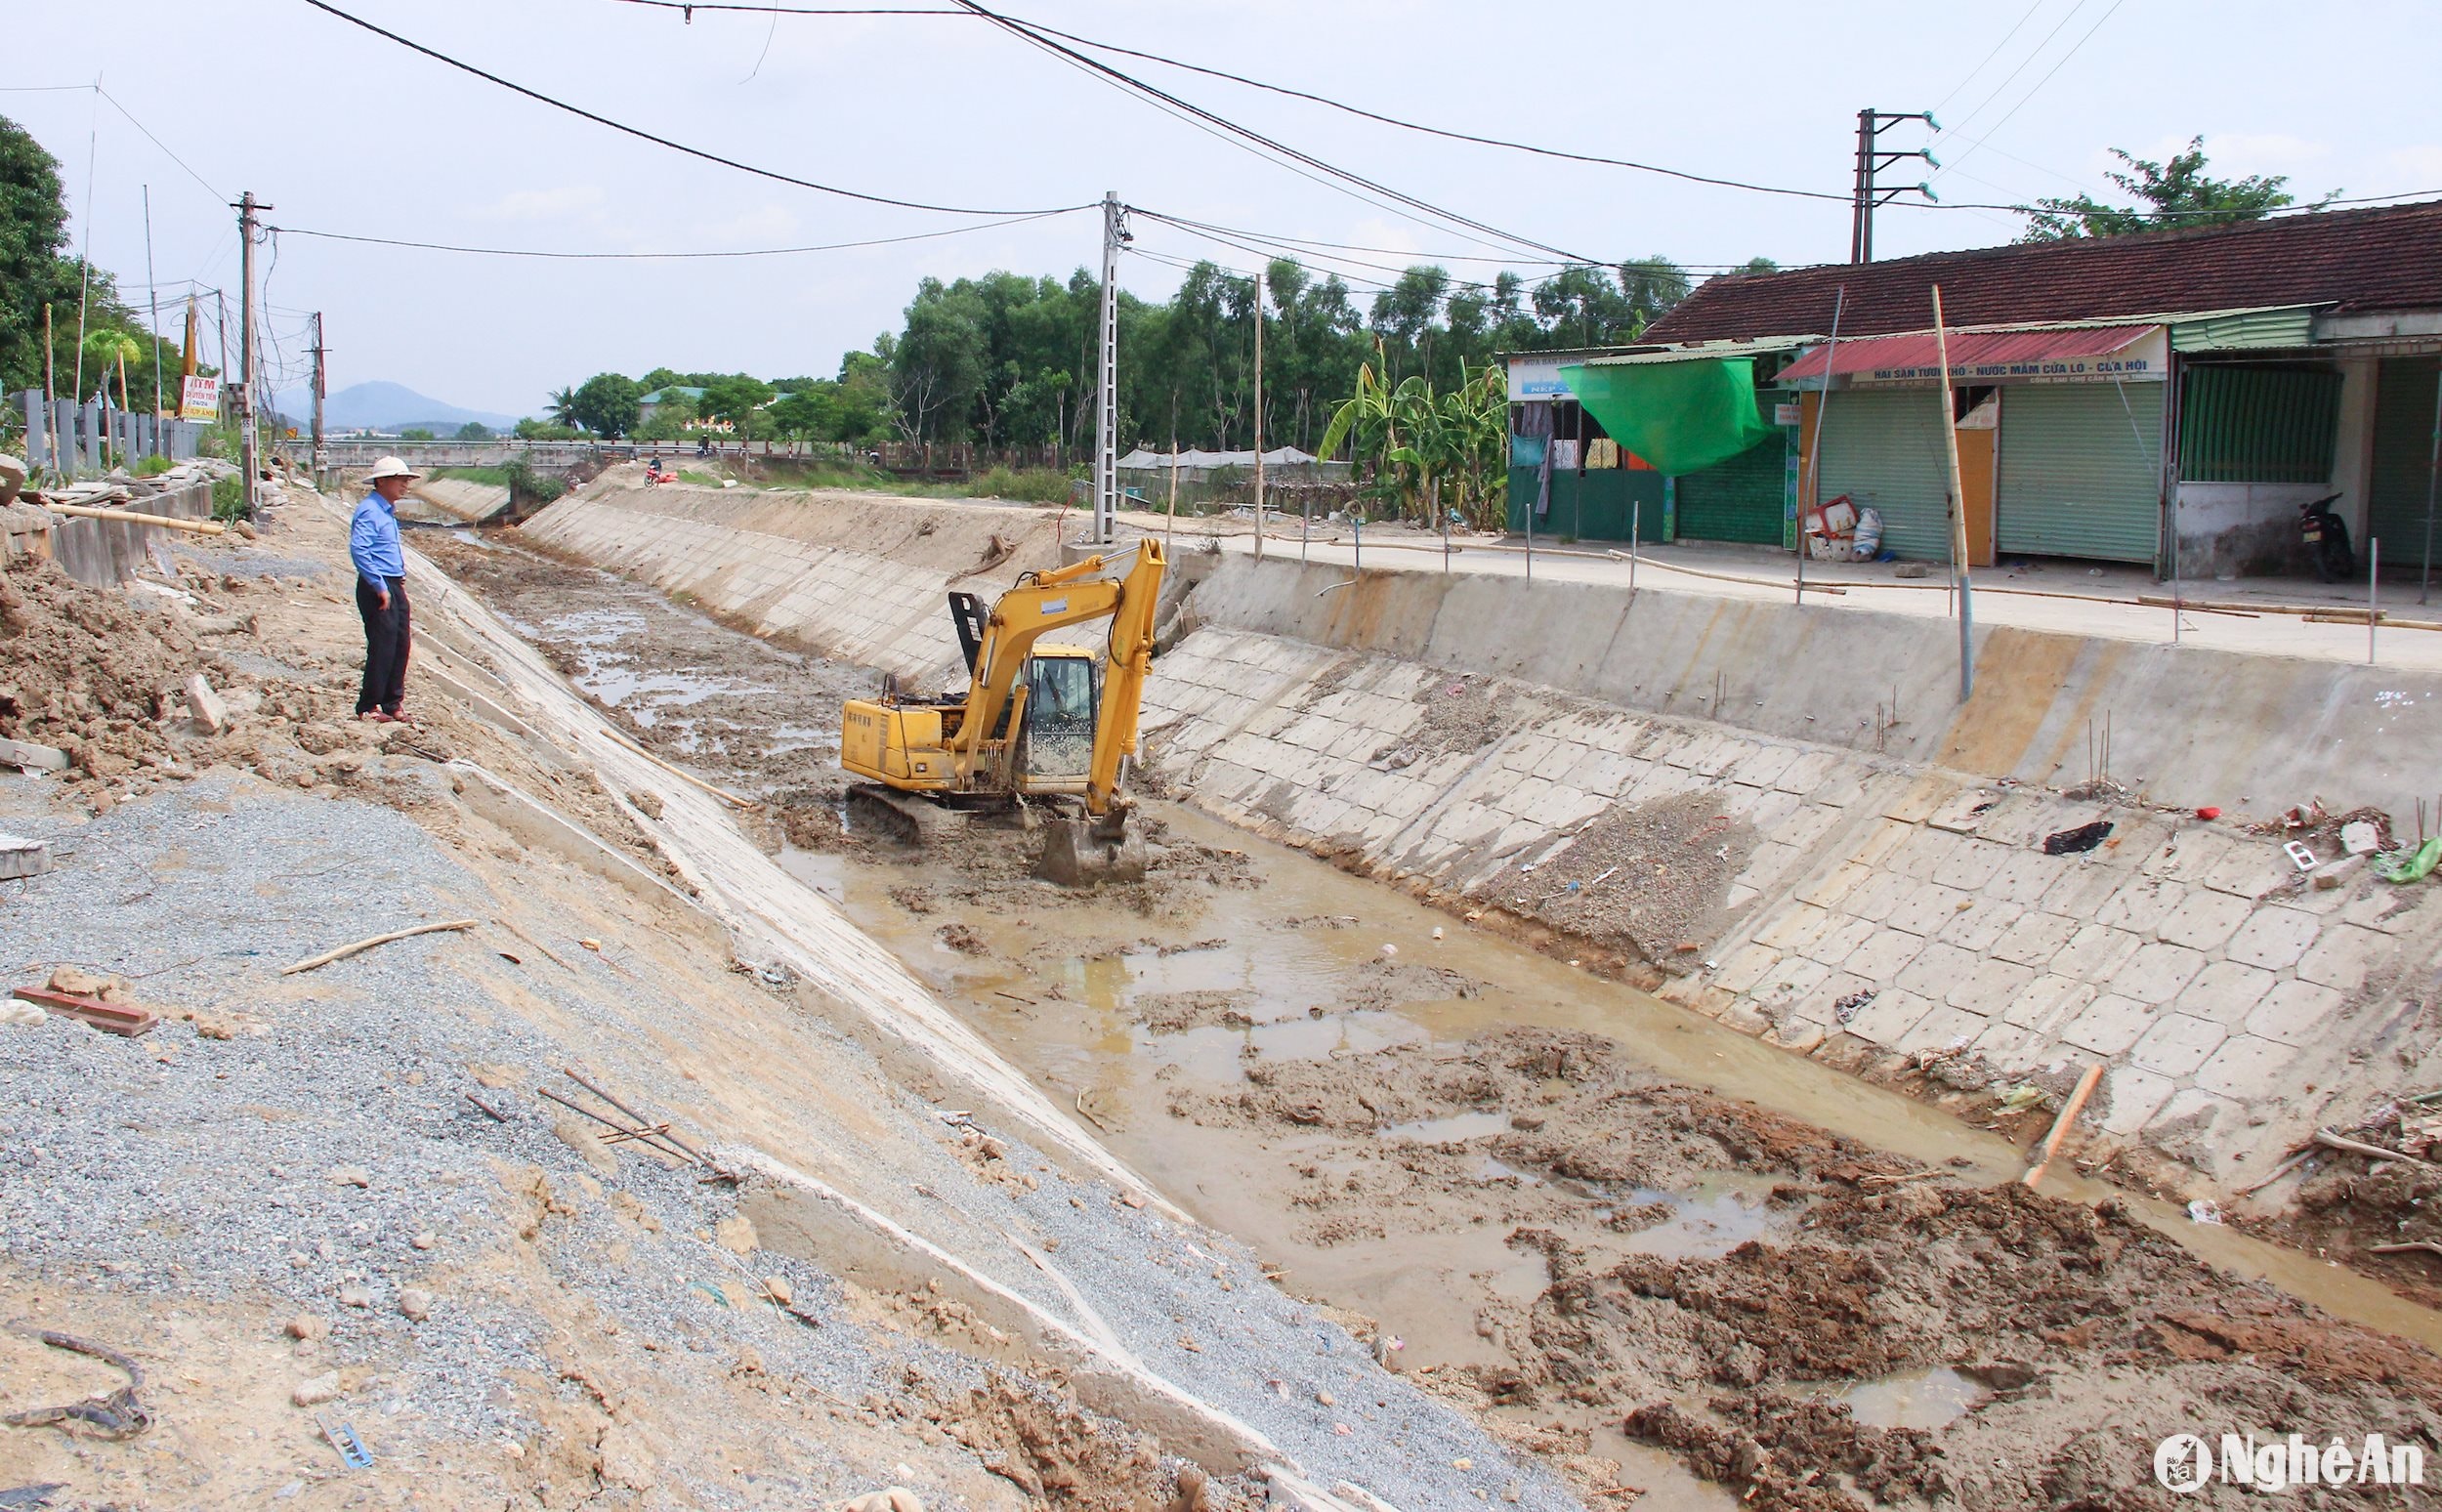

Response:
(1850, 507), (1883, 562)
(2376, 837), (2442, 885)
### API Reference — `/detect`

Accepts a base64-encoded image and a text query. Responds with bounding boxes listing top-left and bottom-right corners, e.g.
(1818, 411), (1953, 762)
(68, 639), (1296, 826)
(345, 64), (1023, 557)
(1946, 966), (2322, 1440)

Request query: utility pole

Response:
(1932, 285), (1974, 701)
(1850, 109), (1940, 264)
(310, 312), (327, 480)
(1092, 190), (1126, 547)
(1252, 267), (1266, 562)
(144, 185), (161, 422)
(235, 191), (269, 516)
(42, 303), (57, 468)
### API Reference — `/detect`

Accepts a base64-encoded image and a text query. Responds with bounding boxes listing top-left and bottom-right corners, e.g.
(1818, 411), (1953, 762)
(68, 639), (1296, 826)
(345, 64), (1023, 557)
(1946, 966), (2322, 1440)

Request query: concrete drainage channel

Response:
(425, 508), (2442, 1510)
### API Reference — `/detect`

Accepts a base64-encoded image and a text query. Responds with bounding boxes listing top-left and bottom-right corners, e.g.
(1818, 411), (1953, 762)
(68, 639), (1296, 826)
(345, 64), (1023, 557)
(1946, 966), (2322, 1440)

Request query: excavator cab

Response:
(840, 540), (1165, 885)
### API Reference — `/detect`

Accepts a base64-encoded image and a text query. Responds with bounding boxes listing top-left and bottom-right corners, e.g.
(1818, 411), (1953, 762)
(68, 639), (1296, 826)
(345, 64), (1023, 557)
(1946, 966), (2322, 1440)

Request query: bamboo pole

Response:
(42, 502), (228, 534)
(2020, 1063), (2104, 1188)
(1932, 285), (1974, 701)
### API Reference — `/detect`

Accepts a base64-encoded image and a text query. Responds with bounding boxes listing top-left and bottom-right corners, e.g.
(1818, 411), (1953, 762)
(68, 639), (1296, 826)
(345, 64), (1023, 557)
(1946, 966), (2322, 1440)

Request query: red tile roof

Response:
(1642, 200), (2442, 344)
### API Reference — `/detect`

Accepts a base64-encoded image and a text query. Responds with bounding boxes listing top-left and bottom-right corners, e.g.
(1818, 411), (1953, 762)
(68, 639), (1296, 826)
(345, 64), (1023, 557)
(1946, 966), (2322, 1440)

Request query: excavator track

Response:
(844, 784), (973, 848)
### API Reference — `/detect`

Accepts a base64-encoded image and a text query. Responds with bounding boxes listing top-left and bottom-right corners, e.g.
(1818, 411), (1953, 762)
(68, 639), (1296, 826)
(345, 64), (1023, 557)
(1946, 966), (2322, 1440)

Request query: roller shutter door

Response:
(1997, 383), (2164, 563)
(1817, 389), (1952, 561)
(1674, 423), (1789, 545)
(2368, 357), (2440, 567)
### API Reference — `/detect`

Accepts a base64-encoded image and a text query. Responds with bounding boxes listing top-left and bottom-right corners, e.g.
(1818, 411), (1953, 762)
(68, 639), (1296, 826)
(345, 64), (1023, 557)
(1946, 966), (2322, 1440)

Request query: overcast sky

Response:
(12, 0), (2438, 416)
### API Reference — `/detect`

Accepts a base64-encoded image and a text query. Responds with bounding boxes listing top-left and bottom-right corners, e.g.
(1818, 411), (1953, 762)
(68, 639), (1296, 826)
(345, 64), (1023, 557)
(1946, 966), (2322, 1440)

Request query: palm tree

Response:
(546, 387), (580, 429)
(84, 329), (141, 409)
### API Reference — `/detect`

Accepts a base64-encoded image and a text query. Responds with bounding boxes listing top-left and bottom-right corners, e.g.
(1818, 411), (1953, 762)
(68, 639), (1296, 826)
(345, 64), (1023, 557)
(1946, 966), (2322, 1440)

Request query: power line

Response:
(1933, 0), (2097, 170)
(940, 0), (1594, 263)
(294, 0), (1088, 217)
(1929, 0), (2051, 117)
(264, 206), (1085, 260)
(1939, 0), (2126, 184)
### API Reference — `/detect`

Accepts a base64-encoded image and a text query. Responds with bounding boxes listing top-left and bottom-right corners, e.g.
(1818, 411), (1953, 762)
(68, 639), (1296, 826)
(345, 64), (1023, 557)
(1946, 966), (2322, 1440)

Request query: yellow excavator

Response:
(839, 538), (1166, 884)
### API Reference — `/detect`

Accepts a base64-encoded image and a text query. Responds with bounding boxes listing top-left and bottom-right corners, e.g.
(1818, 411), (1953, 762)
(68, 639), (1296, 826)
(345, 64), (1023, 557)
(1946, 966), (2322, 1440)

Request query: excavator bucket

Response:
(1036, 810), (1147, 887)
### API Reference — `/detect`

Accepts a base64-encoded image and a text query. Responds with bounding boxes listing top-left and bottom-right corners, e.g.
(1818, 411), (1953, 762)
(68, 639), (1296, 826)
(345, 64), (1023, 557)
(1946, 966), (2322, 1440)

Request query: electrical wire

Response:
(264, 206), (1085, 260)
(1938, 0), (2126, 184)
(941, 0), (1590, 262)
(1929, 0), (2051, 117)
(294, 0), (1089, 217)
(1136, 211), (1768, 273)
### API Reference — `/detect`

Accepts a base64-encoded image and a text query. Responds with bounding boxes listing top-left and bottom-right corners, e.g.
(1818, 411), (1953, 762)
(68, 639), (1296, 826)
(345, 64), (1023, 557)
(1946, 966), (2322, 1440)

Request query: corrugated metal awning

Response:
(1779, 325), (2156, 383)
(1581, 339), (1808, 366)
(2169, 305), (2319, 351)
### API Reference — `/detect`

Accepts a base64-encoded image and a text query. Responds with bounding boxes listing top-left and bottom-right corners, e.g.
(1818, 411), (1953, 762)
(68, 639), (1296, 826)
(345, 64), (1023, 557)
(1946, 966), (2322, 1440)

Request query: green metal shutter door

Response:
(1674, 423), (1789, 545)
(2369, 357), (2441, 566)
(1818, 389), (1951, 561)
(1996, 384), (2164, 563)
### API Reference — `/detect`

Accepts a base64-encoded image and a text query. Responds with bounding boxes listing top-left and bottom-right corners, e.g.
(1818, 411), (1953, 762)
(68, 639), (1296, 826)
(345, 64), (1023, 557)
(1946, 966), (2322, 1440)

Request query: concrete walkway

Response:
(1120, 511), (2442, 672)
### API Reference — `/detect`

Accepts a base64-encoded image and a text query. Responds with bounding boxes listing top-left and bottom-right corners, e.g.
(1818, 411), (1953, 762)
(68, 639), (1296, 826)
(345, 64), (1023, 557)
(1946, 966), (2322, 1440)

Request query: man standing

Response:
(351, 456), (416, 723)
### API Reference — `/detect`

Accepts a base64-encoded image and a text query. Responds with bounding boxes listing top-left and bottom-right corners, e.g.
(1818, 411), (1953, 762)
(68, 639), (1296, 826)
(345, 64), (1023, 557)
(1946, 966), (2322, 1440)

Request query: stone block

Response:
(2295, 925), (2384, 994)
(1981, 850), (2061, 905)
(1887, 827), (1959, 882)
(2096, 877), (2187, 935)
(2129, 1013), (2229, 1077)
(2202, 840), (2289, 901)
(2099, 1065), (2177, 1136)
(1839, 926), (1926, 982)
(2117, 942), (2207, 1005)
(1881, 777), (1957, 825)
(2192, 1035), (2299, 1102)
(1992, 910), (2080, 968)
(1895, 940), (1983, 999)
(2155, 889), (2253, 952)
(2061, 993), (2156, 1057)
(1733, 745), (1799, 788)
(1898, 1003), (1989, 1056)
(2244, 979), (2345, 1047)
(2223, 906), (2320, 970)
(2173, 960), (2275, 1028)
(1844, 987), (1935, 1047)
(1940, 899), (2024, 953)
(2037, 858), (2127, 920)
(1796, 861), (1874, 911)
(1931, 838), (2010, 893)
(1846, 819), (1917, 871)
(1774, 749), (1838, 794)
(1750, 957), (1833, 1015)
(2146, 1087), (2241, 1148)
(2056, 923), (2144, 984)
(1947, 957), (2036, 1018)
(1708, 943), (1783, 996)
(1970, 1019), (2047, 1063)
(1802, 914), (1879, 969)
(1755, 903), (1831, 952)
(2004, 974), (2095, 1033)
(1887, 881), (1972, 937)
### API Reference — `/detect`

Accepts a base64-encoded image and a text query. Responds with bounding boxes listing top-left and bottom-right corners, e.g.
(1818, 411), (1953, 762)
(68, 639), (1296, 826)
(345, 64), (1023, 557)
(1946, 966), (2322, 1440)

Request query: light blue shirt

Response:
(350, 492), (404, 592)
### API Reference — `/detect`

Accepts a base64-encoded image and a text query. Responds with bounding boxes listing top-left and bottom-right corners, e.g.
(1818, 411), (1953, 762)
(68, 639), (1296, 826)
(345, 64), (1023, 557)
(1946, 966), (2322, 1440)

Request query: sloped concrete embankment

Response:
(511, 488), (2442, 1198)
(520, 483), (1074, 683)
(1155, 556), (2442, 1191)
(407, 477), (513, 524)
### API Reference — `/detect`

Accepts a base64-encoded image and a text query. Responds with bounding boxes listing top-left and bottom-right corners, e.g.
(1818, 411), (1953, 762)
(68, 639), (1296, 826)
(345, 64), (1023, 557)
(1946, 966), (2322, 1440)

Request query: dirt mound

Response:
(1135, 988), (1255, 1033)
(1167, 1028), (2442, 1505)
(0, 555), (206, 777)
(1481, 790), (1760, 971)
(926, 1375), (1242, 1508)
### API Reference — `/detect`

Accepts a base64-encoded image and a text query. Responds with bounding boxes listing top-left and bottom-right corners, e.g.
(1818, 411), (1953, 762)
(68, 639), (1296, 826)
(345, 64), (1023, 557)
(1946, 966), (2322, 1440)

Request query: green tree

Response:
(400, 427), (437, 441)
(0, 114), (79, 395)
(454, 420), (492, 441)
(698, 373), (774, 431)
(635, 389), (698, 441)
(638, 367), (686, 394)
(2020, 138), (2334, 240)
(513, 417), (581, 441)
(569, 371), (642, 438)
(544, 387), (581, 429)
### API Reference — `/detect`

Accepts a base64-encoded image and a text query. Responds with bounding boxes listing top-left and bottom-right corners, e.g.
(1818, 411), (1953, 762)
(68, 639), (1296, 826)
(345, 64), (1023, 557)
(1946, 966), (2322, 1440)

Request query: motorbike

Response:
(2298, 491), (2355, 583)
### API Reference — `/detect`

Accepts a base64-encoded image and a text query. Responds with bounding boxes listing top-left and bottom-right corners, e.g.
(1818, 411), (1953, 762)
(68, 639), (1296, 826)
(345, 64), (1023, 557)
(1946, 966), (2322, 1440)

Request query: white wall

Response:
(2172, 481), (2329, 579)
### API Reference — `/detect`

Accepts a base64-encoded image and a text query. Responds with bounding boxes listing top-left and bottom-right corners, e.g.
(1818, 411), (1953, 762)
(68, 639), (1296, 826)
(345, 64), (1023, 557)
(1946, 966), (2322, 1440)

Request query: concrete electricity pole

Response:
(1252, 267), (1266, 562)
(310, 312), (327, 480)
(235, 191), (270, 516)
(144, 185), (161, 422)
(1849, 110), (1939, 265)
(1093, 190), (1126, 547)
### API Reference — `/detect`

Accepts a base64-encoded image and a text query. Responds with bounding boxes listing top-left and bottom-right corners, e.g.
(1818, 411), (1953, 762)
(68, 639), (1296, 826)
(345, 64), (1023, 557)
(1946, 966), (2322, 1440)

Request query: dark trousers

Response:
(355, 576), (411, 716)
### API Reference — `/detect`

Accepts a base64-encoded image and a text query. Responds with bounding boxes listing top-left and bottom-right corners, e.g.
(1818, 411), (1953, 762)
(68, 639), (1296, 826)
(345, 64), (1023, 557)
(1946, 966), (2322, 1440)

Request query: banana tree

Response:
(1315, 357), (1408, 518)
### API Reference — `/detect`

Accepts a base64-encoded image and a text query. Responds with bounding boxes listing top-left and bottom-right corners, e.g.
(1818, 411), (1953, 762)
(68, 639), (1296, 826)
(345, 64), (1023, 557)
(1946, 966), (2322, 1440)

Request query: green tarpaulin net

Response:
(1558, 357), (1776, 477)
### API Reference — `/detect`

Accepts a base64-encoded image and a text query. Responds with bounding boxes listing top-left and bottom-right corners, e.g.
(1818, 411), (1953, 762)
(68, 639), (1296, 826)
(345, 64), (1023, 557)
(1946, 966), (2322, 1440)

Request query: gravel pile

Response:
(0, 775), (958, 1475)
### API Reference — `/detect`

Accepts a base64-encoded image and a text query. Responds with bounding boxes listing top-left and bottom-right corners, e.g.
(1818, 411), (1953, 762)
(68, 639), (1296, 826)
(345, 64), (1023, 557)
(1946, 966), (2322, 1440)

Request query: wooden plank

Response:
(11, 987), (157, 1037)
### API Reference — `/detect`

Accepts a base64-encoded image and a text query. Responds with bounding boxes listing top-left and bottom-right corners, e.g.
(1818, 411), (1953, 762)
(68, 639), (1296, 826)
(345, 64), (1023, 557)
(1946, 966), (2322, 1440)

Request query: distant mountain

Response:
(271, 380), (526, 433)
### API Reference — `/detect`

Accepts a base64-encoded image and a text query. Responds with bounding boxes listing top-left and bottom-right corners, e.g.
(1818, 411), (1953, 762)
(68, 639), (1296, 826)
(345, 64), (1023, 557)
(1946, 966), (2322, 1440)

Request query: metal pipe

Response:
(2421, 371), (2440, 605)
(1629, 500), (1639, 592)
(2372, 536), (2380, 665)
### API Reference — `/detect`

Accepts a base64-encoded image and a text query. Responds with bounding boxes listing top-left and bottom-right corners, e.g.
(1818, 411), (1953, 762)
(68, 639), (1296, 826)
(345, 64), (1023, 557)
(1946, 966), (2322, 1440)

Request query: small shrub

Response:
(967, 466), (1071, 504)
(211, 474), (245, 522)
(134, 454), (174, 477)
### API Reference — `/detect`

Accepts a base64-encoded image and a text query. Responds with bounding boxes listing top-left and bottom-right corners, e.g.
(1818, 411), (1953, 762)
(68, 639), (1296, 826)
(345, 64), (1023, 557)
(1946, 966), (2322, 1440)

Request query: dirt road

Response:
(436, 527), (2442, 1509)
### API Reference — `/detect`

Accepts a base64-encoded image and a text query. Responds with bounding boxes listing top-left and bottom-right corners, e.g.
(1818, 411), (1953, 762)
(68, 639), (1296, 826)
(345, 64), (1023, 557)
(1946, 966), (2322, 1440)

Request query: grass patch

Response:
(428, 465), (513, 486)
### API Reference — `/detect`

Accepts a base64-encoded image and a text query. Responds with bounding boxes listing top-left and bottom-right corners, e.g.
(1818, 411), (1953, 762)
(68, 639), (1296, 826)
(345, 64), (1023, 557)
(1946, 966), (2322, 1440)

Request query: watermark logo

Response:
(2156, 1433), (2425, 1494)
